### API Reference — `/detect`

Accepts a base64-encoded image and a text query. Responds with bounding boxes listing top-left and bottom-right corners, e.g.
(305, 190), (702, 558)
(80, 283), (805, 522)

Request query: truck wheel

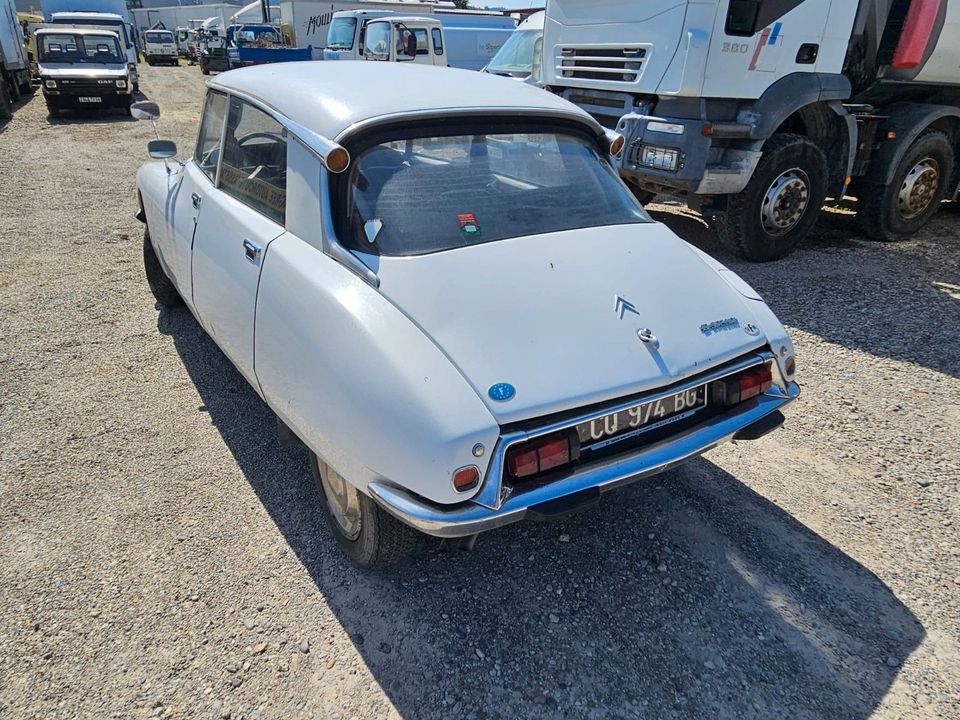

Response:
(856, 130), (954, 242)
(200, 59), (210, 75)
(716, 133), (828, 262)
(0, 79), (12, 119)
(312, 453), (422, 568)
(143, 229), (184, 307)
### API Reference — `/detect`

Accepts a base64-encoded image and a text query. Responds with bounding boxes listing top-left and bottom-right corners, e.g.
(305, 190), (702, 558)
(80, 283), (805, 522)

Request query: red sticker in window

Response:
(457, 213), (480, 237)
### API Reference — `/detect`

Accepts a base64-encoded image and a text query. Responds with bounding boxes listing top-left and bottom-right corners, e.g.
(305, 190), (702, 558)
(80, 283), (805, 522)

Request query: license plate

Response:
(576, 385), (707, 451)
(640, 145), (679, 171)
(78, 96), (102, 103)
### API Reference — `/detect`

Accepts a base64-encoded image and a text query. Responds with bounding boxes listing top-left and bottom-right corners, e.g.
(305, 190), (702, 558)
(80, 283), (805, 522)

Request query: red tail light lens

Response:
(712, 364), (774, 406)
(452, 466), (480, 492)
(506, 431), (579, 479)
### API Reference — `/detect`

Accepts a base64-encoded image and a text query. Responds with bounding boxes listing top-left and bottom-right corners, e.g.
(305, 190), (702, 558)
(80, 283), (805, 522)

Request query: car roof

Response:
(208, 62), (601, 141)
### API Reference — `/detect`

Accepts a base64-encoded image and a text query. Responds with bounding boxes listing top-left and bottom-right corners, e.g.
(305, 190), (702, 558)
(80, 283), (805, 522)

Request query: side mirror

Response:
(148, 139), (177, 159)
(131, 100), (160, 121)
(404, 33), (417, 57)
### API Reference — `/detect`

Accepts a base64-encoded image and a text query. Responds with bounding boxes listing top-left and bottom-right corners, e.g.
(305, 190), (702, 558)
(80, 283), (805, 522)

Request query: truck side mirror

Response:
(404, 33), (417, 57)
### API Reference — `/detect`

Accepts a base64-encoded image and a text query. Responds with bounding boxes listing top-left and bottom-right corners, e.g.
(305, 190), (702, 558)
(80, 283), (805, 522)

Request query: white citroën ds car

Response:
(135, 63), (800, 567)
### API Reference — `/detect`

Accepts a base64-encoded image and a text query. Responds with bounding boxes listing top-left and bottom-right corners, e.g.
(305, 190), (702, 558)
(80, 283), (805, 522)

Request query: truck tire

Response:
(312, 453), (422, 568)
(716, 133), (828, 262)
(200, 58), (210, 75)
(0, 78), (12, 119)
(856, 130), (954, 242)
(143, 229), (184, 307)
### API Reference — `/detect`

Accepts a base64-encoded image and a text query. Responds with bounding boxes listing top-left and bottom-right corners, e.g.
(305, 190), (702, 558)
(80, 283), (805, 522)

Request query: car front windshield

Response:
(327, 17), (356, 49)
(343, 130), (648, 257)
(486, 29), (541, 76)
(39, 33), (123, 63)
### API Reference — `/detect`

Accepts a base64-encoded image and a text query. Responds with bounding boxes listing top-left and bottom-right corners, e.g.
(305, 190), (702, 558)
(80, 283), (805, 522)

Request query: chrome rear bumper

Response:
(368, 380), (800, 538)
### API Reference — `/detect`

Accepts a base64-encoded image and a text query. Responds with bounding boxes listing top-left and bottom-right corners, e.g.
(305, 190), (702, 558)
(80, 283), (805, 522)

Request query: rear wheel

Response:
(312, 453), (422, 568)
(856, 130), (954, 242)
(716, 133), (828, 261)
(0, 77), (13, 119)
(143, 229), (184, 307)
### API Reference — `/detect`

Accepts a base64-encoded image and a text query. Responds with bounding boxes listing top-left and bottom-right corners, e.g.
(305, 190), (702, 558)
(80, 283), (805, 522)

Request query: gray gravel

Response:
(1, 64), (959, 720)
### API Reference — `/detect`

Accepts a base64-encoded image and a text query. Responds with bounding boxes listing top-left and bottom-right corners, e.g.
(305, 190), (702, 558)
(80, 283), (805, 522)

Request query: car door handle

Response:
(243, 239), (262, 263)
(191, 192), (202, 209)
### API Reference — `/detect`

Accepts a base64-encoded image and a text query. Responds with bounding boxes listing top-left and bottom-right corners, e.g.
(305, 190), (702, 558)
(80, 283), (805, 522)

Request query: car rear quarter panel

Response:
(254, 233), (501, 506)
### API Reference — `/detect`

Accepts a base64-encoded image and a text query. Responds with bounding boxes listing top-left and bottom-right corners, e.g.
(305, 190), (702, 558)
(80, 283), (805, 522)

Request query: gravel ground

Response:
(1, 64), (959, 720)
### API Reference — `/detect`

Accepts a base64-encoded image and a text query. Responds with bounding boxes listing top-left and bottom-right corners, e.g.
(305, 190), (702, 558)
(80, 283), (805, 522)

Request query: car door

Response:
(191, 95), (287, 388)
(156, 90), (228, 306)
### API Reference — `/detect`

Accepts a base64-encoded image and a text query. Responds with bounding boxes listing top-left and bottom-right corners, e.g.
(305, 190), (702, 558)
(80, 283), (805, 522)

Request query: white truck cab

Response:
(49, 11), (138, 92)
(324, 11), (446, 66)
(543, 0), (960, 260)
(36, 26), (132, 116)
(143, 28), (177, 66)
(362, 15), (445, 65)
(484, 10), (543, 83)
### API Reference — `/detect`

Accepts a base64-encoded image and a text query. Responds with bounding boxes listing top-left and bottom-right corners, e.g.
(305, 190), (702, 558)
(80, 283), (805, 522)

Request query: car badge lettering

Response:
(614, 295), (639, 319)
(700, 317), (741, 336)
(488, 383), (515, 402)
(457, 213), (480, 238)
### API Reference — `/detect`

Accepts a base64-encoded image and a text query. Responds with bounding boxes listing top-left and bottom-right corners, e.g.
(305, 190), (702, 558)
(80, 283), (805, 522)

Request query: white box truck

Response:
(543, 0), (960, 260)
(0, 0), (32, 117)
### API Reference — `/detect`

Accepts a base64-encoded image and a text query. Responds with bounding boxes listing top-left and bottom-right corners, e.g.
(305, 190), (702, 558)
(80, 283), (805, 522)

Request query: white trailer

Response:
(544, 0), (960, 260)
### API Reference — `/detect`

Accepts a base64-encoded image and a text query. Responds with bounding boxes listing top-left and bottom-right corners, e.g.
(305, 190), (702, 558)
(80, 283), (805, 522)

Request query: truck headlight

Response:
(44, 79), (56, 89)
(116, 79), (127, 88)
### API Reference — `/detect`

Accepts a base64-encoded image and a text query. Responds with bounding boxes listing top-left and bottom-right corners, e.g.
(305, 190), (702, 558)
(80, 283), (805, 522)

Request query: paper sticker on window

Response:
(458, 213), (480, 237)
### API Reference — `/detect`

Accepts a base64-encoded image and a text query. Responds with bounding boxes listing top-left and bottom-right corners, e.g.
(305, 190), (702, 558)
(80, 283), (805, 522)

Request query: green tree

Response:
(452, 0), (471, 8)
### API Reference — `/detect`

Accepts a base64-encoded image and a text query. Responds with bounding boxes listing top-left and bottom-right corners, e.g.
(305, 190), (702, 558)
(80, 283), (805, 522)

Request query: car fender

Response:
(254, 232), (501, 506)
(136, 162), (177, 278)
(683, 243), (795, 381)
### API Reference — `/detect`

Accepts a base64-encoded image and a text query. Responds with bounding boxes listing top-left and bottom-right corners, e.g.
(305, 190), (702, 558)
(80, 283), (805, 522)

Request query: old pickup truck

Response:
(134, 63), (799, 567)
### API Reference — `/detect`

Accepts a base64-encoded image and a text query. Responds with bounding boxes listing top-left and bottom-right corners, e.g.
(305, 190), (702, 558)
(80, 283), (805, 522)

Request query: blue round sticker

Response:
(488, 383), (516, 402)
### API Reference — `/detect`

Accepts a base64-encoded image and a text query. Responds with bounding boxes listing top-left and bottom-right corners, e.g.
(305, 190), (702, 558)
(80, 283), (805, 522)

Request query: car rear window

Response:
(343, 131), (648, 256)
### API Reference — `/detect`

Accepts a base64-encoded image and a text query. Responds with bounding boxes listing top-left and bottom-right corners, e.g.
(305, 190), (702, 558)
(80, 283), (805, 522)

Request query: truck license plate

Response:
(78, 97), (102, 103)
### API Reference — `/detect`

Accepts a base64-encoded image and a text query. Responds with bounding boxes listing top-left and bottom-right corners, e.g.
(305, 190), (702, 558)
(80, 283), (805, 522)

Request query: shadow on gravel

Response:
(158, 306), (925, 720)
(649, 202), (960, 378)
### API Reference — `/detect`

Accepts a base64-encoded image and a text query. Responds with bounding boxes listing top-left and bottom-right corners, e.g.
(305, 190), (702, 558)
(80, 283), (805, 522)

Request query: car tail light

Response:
(452, 465), (480, 493)
(711, 364), (773, 406)
(506, 431), (579, 480)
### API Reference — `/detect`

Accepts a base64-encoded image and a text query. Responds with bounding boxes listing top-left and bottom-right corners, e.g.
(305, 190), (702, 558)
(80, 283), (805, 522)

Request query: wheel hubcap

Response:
(760, 168), (810, 236)
(319, 463), (362, 540)
(897, 157), (940, 220)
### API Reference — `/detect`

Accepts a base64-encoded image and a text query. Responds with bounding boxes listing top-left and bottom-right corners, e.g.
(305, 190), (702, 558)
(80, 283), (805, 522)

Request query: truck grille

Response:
(58, 79), (116, 91)
(556, 46), (647, 83)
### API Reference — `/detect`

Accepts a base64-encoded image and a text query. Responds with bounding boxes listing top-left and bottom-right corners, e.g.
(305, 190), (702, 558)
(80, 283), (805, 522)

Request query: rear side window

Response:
(220, 97), (287, 225)
(195, 91), (228, 182)
(432, 27), (443, 55)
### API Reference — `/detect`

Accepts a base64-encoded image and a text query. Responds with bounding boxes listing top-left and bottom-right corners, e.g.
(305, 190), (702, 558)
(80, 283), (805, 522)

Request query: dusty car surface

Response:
(135, 62), (799, 567)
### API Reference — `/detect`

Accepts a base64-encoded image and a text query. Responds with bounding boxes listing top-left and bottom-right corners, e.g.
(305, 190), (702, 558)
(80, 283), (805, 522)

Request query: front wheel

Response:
(312, 453), (422, 568)
(143, 229), (184, 307)
(856, 130), (954, 242)
(715, 133), (828, 262)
